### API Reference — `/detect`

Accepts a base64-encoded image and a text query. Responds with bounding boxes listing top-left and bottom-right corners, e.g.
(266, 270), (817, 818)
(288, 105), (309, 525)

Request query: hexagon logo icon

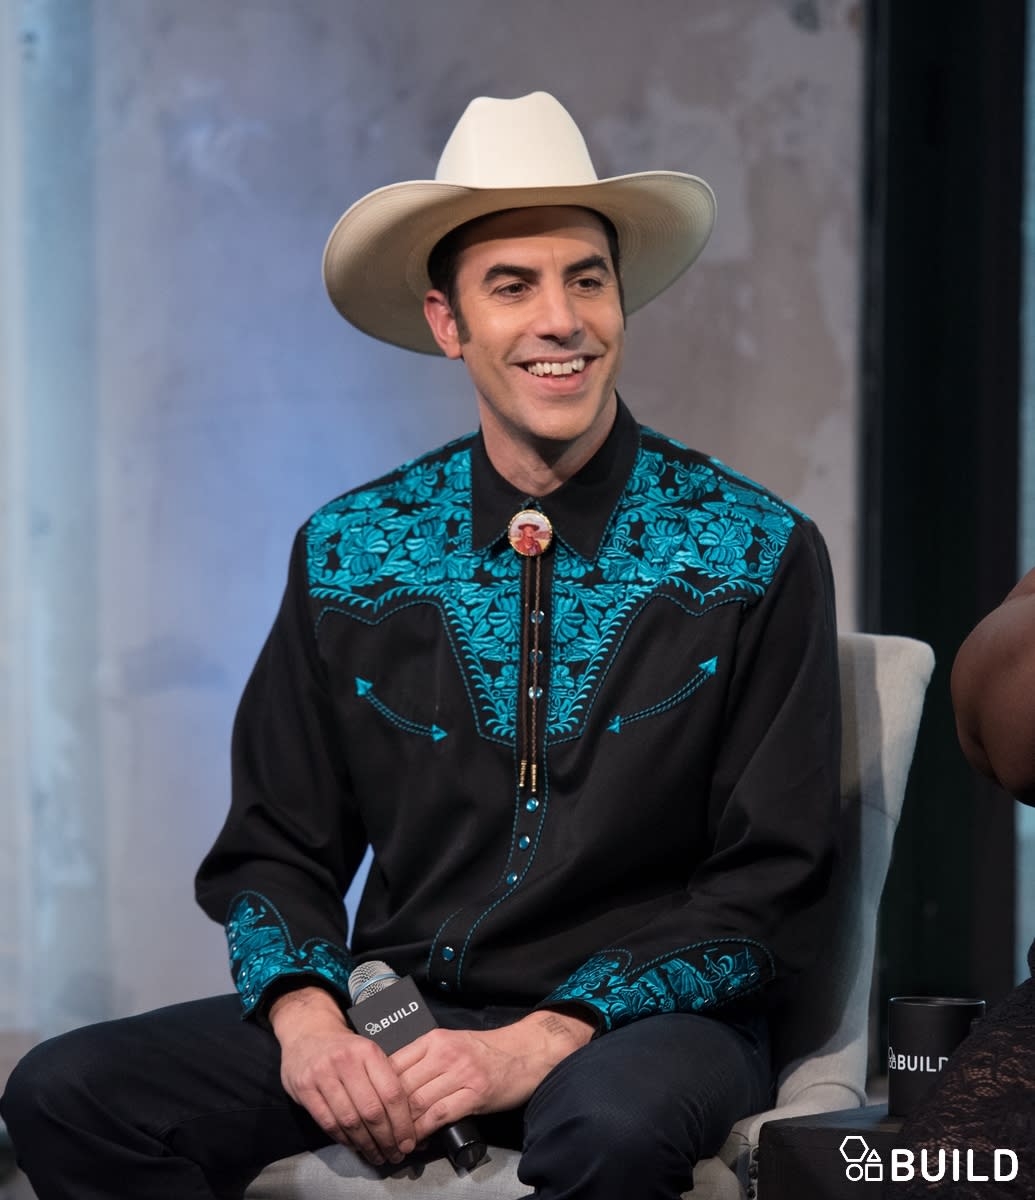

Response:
(839, 1135), (883, 1182)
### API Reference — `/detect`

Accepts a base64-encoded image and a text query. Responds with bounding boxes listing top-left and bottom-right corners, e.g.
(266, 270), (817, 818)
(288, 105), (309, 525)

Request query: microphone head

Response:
(347, 960), (400, 1004)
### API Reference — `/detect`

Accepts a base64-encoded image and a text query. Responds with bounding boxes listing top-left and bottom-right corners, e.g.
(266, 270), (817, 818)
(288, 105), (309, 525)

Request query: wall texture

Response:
(0, 2), (30, 1039)
(0, 0), (863, 1038)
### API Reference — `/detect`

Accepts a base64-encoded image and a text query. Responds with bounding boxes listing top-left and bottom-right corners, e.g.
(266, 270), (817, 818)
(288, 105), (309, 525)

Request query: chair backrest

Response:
(769, 632), (935, 1106)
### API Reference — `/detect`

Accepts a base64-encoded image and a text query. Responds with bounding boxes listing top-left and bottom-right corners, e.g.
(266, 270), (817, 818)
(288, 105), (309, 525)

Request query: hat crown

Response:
(434, 92), (600, 189)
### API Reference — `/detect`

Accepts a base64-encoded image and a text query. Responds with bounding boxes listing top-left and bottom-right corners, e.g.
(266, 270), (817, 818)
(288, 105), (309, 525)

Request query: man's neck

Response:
(479, 397), (617, 498)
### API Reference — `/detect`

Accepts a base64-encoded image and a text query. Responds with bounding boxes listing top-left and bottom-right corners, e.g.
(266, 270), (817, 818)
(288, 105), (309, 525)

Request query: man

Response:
(2, 92), (840, 1200)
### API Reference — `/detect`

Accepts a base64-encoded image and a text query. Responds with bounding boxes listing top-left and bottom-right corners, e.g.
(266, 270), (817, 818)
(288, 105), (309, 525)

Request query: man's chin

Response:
(523, 404), (616, 455)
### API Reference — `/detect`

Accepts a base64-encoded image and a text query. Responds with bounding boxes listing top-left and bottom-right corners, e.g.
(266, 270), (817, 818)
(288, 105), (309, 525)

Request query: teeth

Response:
(526, 357), (587, 377)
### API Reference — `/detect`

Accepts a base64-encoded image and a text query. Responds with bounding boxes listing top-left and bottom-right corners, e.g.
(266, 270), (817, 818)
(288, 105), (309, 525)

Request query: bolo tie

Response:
(507, 507), (554, 798)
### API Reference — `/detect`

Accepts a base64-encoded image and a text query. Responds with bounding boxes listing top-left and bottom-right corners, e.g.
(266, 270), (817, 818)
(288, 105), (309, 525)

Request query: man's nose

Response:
(530, 281), (581, 342)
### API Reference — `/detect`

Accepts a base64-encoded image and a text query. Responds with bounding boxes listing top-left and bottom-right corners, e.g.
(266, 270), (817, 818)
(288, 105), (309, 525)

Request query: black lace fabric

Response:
(889, 940), (1035, 1197)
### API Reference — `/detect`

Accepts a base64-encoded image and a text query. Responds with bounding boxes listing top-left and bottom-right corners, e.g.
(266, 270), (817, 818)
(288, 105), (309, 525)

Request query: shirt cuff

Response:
(225, 890), (354, 1018)
(541, 941), (773, 1031)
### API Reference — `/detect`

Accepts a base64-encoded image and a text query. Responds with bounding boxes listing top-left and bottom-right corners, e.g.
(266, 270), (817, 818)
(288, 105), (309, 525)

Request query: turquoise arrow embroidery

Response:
(354, 678), (447, 742)
(608, 657), (718, 734)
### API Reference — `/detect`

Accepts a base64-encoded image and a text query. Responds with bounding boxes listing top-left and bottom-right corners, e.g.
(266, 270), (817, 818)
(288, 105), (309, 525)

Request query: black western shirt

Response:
(196, 399), (841, 1032)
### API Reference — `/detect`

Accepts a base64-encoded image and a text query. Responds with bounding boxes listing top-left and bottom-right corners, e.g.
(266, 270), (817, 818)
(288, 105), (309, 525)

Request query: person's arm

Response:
(196, 529), (412, 1162)
(538, 519), (842, 1032)
(951, 566), (1035, 805)
(195, 528), (366, 1018)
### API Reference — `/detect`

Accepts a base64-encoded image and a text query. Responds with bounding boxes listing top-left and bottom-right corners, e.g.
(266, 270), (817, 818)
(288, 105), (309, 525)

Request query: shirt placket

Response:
(426, 511), (554, 997)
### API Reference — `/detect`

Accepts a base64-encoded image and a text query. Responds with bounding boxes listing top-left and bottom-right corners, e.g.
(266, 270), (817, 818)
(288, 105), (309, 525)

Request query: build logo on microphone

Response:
(362, 1000), (420, 1037)
(838, 1136), (1020, 1185)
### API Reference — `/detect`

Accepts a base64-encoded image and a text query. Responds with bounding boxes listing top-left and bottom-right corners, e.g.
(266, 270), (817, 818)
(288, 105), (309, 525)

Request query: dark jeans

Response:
(1, 993), (772, 1200)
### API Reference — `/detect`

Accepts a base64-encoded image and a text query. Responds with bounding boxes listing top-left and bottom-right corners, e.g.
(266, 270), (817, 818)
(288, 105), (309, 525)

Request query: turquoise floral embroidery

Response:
(226, 892), (353, 1014)
(307, 438), (797, 742)
(544, 942), (771, 1030)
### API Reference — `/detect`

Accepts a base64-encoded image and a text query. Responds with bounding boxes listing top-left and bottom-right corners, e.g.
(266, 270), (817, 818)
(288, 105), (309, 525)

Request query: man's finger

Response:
(362, 1056), (418, 1156)
(388, 1038), (427, 1074)
(293, 1086), (348, 1147)
(412, 1089), (474, 1143)
(318, 1075), (392, 1164)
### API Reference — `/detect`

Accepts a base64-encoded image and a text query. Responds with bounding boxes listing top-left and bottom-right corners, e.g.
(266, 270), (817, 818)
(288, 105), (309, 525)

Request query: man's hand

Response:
(391, 1007), (595, 1143)
(270, 986), (418, 1166)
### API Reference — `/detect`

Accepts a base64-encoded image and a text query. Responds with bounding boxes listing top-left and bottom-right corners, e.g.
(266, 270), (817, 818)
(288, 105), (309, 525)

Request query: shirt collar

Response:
(470, 395), (640, 561)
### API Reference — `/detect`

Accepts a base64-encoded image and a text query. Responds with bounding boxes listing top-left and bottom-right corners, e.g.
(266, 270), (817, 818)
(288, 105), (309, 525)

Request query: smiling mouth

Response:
(523, 357), (588, 377)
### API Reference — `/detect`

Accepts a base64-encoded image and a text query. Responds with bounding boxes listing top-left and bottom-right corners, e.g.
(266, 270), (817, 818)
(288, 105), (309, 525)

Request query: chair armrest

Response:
(716, 1084), (866, 1175)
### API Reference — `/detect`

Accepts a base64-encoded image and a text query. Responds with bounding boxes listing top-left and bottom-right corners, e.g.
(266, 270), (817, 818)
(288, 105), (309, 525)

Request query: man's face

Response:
(423, 206), (625, 461)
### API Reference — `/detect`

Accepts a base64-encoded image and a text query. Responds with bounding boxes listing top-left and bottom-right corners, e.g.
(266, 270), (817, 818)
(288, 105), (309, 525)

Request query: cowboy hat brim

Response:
(322, 171), (716, 356)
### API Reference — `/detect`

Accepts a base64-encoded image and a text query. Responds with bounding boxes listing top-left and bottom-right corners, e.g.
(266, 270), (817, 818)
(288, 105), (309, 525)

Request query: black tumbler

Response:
(887, 995), (985, 1118)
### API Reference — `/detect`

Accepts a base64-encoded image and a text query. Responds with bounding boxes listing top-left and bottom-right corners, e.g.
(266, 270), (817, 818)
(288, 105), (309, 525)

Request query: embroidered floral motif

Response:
(307, 437), (797, 741)
(543, 942), (772, 1030)
(226, 891), (353, 1014)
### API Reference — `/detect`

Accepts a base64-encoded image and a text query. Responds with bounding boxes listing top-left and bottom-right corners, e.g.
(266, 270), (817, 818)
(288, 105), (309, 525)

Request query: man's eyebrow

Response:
(481, 263), (538, 287)
(480, 255), (613, 288)
(564, 254), (612, 277)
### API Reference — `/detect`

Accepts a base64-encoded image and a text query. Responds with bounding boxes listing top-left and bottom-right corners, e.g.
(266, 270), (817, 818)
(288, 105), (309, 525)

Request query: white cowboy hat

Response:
(322, 91), (716, 355)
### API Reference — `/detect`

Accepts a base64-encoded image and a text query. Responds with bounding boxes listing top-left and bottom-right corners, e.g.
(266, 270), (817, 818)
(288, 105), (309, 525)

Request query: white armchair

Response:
(242, 633), (935, 1200)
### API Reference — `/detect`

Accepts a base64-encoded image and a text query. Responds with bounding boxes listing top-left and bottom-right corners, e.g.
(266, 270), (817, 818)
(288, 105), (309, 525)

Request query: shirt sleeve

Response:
(195, 528), (366, 1018)
(539, 518), (841, 1031)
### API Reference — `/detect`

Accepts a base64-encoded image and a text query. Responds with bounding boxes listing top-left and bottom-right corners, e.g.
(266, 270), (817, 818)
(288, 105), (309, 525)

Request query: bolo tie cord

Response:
(518, 552), (532, 789)
(518, 551), (544, 793)
(509, 508), (552, 795)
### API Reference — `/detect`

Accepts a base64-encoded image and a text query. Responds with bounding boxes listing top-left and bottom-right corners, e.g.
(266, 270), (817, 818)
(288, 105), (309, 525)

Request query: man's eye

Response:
(495, 281), (528, 297)
(573, 276), (604, 292)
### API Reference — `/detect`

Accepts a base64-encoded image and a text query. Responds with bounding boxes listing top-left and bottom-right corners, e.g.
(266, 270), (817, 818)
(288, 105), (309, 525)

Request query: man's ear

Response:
(423, 290), (463, 359)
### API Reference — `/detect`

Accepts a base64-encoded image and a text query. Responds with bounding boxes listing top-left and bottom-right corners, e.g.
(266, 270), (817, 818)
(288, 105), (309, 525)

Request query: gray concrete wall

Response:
(0, 0), (863, 1035)
(0, 0), (31, 1038)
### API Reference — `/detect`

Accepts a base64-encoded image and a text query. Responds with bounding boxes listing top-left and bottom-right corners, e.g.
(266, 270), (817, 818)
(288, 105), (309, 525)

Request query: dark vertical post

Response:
(862, 0), (1025, 1071)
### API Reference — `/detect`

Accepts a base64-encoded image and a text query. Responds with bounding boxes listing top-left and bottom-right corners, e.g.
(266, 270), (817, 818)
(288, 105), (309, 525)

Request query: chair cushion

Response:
(243, 1142), (744, 1199)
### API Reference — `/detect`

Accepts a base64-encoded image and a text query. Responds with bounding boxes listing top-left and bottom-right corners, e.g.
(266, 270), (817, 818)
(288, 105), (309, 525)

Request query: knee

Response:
(1, 1026), (117, 1138)
(566, 1093), (684, 1163)
(3, 1038), (64, 1130)
(522, 1074), (698, 1191)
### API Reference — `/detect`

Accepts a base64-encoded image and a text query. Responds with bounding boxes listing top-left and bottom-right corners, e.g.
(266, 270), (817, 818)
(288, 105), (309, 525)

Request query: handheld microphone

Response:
(346, 961), (487, 1172)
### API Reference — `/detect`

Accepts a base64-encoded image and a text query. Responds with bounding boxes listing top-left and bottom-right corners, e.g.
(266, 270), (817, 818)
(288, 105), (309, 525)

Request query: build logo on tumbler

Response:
(839, 1136), (1020, 1184)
